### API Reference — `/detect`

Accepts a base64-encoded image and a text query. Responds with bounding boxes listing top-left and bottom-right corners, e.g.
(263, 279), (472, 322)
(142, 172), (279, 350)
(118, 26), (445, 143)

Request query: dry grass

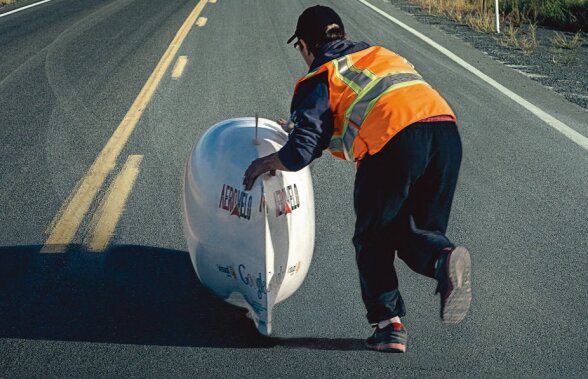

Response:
(406, 0), (586, 66)
(0, 0), (17, 5)
(411, 0), (477, 17)
(446, 7), (465, 24)
(503, 6), (534, 27)
(503, 0), (588, 31)
(466, 11), (496, 33)
(549, 31), (583, 65)
(550, 31), (584, 49)
(499, 22), (539, 55)
(408, 0), (587, 31)
(410, 0), (498, 32)
(409, 0), (553, 55)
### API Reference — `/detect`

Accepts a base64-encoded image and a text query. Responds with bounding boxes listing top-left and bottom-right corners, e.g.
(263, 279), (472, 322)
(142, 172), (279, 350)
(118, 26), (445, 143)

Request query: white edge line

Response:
(0, 0), (52, 18)
(358, 0), (588, 151)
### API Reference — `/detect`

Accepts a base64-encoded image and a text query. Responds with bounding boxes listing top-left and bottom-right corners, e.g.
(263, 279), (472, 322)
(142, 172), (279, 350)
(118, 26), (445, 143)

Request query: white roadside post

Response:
(495, 0), (500, 33)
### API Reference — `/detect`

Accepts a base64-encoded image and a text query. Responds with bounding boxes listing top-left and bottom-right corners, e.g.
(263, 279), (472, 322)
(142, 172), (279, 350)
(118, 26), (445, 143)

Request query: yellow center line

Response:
(172, 56), (189, 79)
(86, 155), (144, 252)
(195, 16), (207, 27)
(41, 0), (209, 253)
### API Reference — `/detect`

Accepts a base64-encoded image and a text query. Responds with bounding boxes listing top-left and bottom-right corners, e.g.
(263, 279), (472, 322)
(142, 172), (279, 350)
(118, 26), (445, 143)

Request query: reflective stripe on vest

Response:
(333, 56), (374, 92)
(329, 70), (427, 160)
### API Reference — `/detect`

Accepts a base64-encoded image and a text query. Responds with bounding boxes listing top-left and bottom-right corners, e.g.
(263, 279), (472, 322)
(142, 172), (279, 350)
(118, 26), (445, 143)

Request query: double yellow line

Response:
(42, 0), (211, 253)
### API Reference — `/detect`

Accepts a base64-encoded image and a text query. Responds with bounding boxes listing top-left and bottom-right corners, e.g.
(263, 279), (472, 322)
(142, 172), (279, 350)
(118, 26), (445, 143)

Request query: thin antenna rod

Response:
(254, 113), (260, 145)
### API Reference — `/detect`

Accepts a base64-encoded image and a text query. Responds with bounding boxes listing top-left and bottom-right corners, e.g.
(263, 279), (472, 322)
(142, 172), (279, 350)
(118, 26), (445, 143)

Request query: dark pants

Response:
(352, 121), (462, 324)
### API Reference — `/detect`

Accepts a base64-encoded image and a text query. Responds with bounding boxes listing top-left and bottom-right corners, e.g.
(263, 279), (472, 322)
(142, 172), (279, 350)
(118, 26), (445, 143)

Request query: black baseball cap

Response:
(287, 5), (345, 45)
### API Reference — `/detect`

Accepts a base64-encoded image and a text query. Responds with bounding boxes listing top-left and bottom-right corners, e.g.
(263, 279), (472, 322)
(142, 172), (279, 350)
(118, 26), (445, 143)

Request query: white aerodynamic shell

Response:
(182, 117), (315, 336)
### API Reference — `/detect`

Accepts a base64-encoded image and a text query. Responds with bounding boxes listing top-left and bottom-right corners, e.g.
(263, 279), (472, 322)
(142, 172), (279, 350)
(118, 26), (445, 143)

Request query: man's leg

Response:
(395, 121), (463, 278)
(353, 164), (405, 323)
(355, 124), (439, 352)
(394, 122), (471, 323)
(353, 124), (432, 324)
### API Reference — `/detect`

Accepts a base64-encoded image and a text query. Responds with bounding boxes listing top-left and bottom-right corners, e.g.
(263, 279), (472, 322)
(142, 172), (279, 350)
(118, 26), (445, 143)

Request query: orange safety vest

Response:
(293, 46), (456, 161)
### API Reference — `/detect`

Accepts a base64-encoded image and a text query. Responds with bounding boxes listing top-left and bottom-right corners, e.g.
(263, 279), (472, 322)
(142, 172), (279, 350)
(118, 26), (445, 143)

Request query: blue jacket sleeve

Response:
(278, 74), (334, 171)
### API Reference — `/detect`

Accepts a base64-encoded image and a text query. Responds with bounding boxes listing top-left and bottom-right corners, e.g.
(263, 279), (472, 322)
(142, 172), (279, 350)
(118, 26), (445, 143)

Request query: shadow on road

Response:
(0, 244), (364, 351)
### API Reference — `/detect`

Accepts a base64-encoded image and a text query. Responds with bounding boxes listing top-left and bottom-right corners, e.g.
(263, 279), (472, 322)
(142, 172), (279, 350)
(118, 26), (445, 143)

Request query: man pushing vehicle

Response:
(243, 5), (471, 353)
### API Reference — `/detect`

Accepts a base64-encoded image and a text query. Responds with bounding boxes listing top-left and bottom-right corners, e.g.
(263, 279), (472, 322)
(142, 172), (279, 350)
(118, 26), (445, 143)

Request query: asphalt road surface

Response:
(1, 0), (587, 376)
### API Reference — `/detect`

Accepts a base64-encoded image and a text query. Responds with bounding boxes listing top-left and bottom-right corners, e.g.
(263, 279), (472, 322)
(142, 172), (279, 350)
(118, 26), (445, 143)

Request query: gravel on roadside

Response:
(384, 0), (588, 110)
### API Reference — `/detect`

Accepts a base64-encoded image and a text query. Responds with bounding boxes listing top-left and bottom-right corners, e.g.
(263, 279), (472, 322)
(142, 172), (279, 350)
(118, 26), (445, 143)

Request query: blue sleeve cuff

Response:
(278, 143), (306, 171)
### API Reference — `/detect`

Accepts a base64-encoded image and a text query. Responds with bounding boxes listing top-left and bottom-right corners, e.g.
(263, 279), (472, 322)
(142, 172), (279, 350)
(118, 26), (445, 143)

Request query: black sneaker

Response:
(365, 322), (407, 353)
(435, 246), (472, 323)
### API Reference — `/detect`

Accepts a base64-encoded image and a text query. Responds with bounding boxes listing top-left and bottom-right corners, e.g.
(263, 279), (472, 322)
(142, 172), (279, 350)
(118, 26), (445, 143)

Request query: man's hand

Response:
(243, 153), (288, 191)
(277, 118), (294, 133)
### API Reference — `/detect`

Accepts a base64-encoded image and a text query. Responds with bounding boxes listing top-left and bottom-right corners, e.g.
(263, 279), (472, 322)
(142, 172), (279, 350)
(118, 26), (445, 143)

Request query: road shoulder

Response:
(362, 0), (588, 136)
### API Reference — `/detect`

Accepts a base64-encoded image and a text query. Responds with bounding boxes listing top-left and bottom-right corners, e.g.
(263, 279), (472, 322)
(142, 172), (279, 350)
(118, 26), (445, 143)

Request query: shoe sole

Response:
(366, 342), (406, 353)
(442, 246), (472, 324)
